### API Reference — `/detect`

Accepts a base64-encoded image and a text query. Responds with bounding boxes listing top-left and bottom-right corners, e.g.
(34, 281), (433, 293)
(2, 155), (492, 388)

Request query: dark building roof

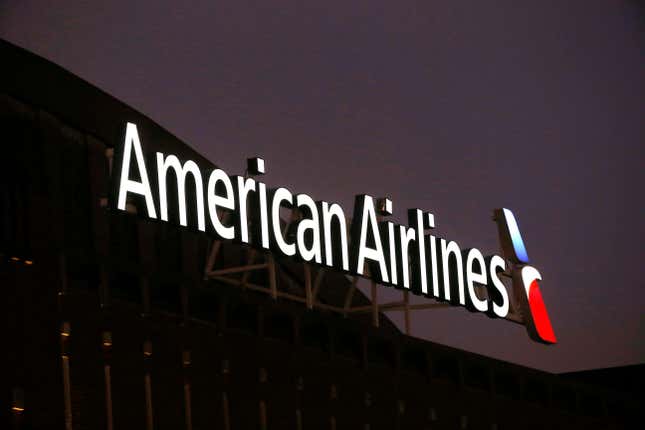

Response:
(561, 364), (644, 398)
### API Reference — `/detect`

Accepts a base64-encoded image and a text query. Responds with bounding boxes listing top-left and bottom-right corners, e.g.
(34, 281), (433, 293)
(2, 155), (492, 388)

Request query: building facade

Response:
(1, 39), (637, 429)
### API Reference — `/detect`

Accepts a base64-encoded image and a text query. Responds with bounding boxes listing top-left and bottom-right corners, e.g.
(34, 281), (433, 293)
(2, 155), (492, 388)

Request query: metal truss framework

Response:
(203, 212), (525, 336)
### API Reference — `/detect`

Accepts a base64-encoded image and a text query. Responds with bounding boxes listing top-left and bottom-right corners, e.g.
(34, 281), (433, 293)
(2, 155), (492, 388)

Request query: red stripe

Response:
(528, 280), (557, 344)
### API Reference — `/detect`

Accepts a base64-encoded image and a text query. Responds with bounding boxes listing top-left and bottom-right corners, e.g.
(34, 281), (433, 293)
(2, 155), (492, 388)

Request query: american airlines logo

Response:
(112, 122), (557, 344)
(494, 209), (557, 344)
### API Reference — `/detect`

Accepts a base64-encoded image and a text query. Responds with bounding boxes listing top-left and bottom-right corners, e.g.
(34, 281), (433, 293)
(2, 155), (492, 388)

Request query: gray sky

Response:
(2, 0), (643, 372)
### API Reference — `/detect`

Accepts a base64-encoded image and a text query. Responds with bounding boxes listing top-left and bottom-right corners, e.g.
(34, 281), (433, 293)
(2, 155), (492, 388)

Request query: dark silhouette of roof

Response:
(561, 364), (644, 398)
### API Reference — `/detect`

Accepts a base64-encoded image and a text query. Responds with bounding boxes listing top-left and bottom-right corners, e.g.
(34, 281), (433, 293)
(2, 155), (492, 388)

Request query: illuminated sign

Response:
(112, 122), (556, 344)
(494, 209), (557, 344)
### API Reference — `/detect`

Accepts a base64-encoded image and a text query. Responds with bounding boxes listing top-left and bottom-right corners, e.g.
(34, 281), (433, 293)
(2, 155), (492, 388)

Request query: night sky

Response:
(1, 1), (642, 373)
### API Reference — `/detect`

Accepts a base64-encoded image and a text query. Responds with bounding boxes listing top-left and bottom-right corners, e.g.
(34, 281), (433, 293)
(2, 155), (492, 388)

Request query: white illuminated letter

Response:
(465, 248), (489, 312)
(235, 176), (256, 244)
(295, 194), (322, 263)
(488, 255), (509, 318)
(258, 182), (270, 249)
(271, 187), (296, 256)
(207, 169), (235, 239)
(117, 122), (157, 218)
(156, 153), (205, 231)
(355, 196), (389, 283)
(321, 202), (349, 271)
(387, 222), (397, 285)
(429, 235), (440, 297)
(412, 209), (428, 294)
(398, 225), (416, 289)
(440, 239), (465, 304)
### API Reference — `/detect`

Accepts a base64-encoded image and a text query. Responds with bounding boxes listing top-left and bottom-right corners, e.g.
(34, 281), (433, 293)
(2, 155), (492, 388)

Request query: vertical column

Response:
(138, 221), (155, 318)
(102, 331), (114, 430)
(403, 292), (410, 335)
(304, 265), (313, 309)
(58, 253), (72, 430)
(183, 350), (193, 430)
(179, 230), (193, 323)
(267, 256), (278, 300)
(221, 360), (230, 430)
(11, 388), (25, 430)
(363, 391), (372, 430)
(58, 254), (68, 296)
(295, 376), (304, 430)
(180, 282), (190, 321)
(371, 281), (379, 328)
(396, 399), (405, 430)
(258, 368), (268, 430)
(329, 384), (338, 430)
(143, 340), (154, 430)
(428, 407), (438, 425)
(95, 146), (112, 310)
(60, 322), (72, 430)
(141, 277), (151, 316)
(460, 414), (468, 429)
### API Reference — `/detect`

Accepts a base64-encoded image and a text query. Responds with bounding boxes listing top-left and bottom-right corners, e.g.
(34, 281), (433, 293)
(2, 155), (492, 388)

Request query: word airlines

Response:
(113, 122), (556, 344)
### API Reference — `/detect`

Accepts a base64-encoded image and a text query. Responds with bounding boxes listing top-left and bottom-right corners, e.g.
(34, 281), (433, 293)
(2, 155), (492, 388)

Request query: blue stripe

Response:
(503, 208), (530, 263)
